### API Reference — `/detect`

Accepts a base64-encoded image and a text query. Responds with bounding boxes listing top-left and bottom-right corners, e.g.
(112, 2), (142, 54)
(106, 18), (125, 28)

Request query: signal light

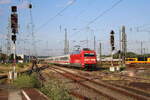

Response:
(11, 35), (16, 43)
(110, 30), (115, 51)
(110, 30), (114, 34)
(29, 4), (32, 9)
(118, 50), (121, 54)
(11, 14), (18, 28)
(110, 35), (114, 46)
(11, 14), (18, 33)
(12, 28), (18, 34)
(11, 6), (17, 12)
(112, 47), (115, 51)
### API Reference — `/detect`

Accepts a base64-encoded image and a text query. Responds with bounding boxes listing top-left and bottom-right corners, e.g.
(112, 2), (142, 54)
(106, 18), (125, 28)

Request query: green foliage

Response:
(40, 79), (73, 100)
(0, 79), (7, 84)
(7, 54), (23, 62)
(0, 63), (11, 67)
(113, 51), (150, 59)
(17, 63), (24, 68)
(103, 52), (150, 59)
(17, 56), (22, 60)
(126, 52), (138, 58)
(16, 63), (30, 68)
(0, 53), (7, 62)
(13, 73), (41, 89)
(113, 51), (138, 59)
(8, 54), (14, 61)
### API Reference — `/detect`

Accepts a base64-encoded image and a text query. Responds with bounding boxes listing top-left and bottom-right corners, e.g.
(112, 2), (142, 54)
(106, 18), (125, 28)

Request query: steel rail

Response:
(52, 66), (150, 100)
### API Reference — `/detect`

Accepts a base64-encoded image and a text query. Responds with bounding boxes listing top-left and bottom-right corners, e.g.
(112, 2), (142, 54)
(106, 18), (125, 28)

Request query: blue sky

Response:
(0, 0), (150, 56)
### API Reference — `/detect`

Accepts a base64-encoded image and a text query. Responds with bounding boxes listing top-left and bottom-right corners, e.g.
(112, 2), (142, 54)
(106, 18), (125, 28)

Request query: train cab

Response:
(70, 48), (97, 68)
(81, 49), (97, 68)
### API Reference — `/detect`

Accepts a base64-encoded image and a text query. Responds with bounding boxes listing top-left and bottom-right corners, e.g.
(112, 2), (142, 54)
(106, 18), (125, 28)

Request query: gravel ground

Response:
(43, 68), (109, 100)
(43, 66), (148, 100)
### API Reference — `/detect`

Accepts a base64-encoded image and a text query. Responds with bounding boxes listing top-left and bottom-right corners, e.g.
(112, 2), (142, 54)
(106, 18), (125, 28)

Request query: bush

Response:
(17, 63), (30, 68)
(17, 63), (24, 68)
(13, 73), (41, 89)
(40, 79), (73, 100)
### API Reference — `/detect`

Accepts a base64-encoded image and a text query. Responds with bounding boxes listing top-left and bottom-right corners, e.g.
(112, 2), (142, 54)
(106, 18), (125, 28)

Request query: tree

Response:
(0, 53), (7, 63)
(113, 51), (138, 59)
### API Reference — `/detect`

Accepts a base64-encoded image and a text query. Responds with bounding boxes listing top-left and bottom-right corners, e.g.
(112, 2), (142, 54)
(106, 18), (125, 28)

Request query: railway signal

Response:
(110, 30), (115, 71)
(10, 6), (18, 79)
(11, 14), (18, 33)
(29, 3), (32, 9)
(11, 35), (16, 43)
(110, 30), (115, 51)
(11, 6), (17, 12)
(11, 6), (18, 42)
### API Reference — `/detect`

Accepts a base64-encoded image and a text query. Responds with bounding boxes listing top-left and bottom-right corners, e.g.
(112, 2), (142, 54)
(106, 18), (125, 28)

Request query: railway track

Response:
(77, 68), (150, 92)
(98, 72), (150, 92)
(43, 69), (90, 100)
(1, 63), (149, 100)
(49, 67), (117, 100)
(51, 63), (150, 82)
(49, 65), (150, 100)
(108, 82), (150, 98)
(104, 71), (150, 82)
(76, 70), (150, 98)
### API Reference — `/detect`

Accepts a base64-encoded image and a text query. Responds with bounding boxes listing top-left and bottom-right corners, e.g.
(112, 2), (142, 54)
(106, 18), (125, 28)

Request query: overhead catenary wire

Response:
(87, 0), (123, 26)
(74, 0), (97, 20)
(36, 0), (76, 32)
(70, 0), (123, 39)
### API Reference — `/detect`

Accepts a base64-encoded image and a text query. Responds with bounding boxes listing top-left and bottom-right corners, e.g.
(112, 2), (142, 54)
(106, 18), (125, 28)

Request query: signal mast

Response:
(10, 6), (18, 79)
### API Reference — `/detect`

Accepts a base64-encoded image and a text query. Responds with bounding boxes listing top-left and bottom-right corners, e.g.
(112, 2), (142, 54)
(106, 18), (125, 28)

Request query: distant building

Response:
(97, 55), (121, 62)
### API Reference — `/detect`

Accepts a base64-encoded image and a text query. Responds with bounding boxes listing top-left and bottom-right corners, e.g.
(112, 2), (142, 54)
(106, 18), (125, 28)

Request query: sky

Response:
(0, 0), (150, 56)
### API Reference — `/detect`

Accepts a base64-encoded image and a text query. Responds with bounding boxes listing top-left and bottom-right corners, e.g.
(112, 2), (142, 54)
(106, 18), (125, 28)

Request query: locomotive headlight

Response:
(91, 59), (95, 61)
(84, 59), (96, 61)
(84, 59), (89, 61)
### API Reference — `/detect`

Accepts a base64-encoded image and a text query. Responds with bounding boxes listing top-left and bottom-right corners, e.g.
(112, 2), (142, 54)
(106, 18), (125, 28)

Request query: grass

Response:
(13, 72), (73, 100)
(13, 73), (41, 89)
(40, 78), (73, 100)
(0, 63), (11, 67)
(0, 79), (7, 84)
(0, 64), (12, 74)
(102, 75), (121, 80)
(0, 63), (31, 74)
(17, 63), (25, 68)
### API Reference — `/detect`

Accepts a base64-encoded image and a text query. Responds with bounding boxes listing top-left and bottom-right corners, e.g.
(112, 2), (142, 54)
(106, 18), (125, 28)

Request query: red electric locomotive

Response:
(70, 48), (97, 69)
(47, 48), (97, 69)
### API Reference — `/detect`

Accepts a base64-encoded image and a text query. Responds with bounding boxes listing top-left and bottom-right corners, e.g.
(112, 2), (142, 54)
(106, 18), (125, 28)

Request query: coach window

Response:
(128, 58), (135, 61)
(138, 57), (147, 61)
(61, 57), (68, 61)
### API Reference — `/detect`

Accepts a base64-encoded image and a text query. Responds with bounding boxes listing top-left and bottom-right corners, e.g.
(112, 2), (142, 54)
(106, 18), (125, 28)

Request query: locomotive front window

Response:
(84, 53), (95, 57)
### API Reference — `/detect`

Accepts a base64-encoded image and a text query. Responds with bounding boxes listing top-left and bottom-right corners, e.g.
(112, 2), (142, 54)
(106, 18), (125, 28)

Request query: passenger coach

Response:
(126, 57), (150, 64)
(47, 48), (97, 69)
